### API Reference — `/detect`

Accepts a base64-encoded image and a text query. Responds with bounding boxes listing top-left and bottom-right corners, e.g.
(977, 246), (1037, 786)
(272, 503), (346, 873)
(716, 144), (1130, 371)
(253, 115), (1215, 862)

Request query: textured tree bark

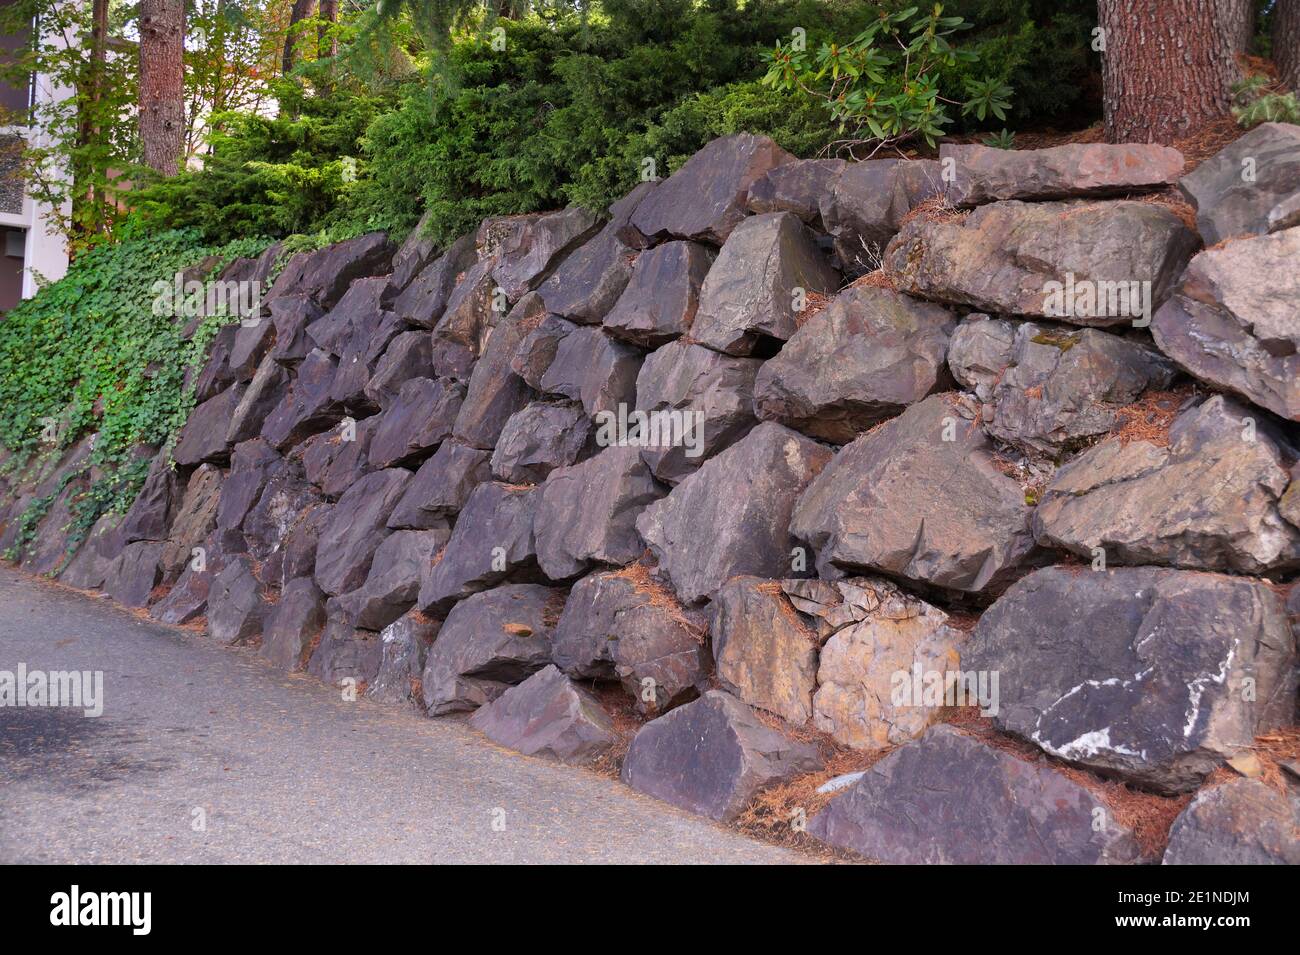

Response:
(282, 0), (317, 75)
(1277, 0), (1300, 91)
(1098, 0), (1250, 143)
(139, 0), (185, 176)
(318, 0), (338, 60)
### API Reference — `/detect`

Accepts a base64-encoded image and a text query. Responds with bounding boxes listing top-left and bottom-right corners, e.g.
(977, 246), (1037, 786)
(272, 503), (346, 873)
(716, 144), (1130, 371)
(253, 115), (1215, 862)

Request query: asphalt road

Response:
(0, 566), (807, 864)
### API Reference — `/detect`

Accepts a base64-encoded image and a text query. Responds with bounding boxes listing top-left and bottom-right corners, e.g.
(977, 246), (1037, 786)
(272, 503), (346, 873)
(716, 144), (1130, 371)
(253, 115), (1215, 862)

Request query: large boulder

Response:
(118, 454), (179, 544)
(1033, 395), (1300, 574)
(335, 527), (449, 631)
(103, 540), (164, 608)
(534, 446), (664, 580)
(268, 294), (324, 365)
(602, 241), (714, 347)
(753, 285), (956, 443)
(550, 567), (708, 714)
(632, 340), (761, 483)
(941, 142), (1184, 206)
(226, 353), (290, 445)
(260, 575), (327, 671)
(393, 232), (476, 328)
(306, 613), (383, 687)
(637, 422), (833, 604)
(791, 394), (1036, 593)
(1177, 122), (1300, 244)
(450, 293), (540, 449)
(387, 440), (491, 528)
(259, 349), (342, 452)
(963, 565), (1299, 793)
(431, 258), (497, 375)
(367, 377), (464, 469)
(215, 438), (281, 541)
(367, 610), (440, 705)
(386, 211), (441, 293)
(266, 231), (394, 308)
(468, 665), (618, 765)
(1162, 778), (1300, 865)
(812, 577), (961, 751)
(537, 325), (642, 417)
(711, 576), (819, 725)
(884, 199), (1198, 325)
(536, 181), (657, 323)
(240, 458), (321, 584)
(818, 159), (943, 275)
(808, 725), (1145, 864)
(482, 207), (600, 301)
(159, 464), (222, 582)
(746, 158), (845, 227)
(174, 384), (243, 466)
(206, 556), (269, 645)
(363, 330), (435, 410)
(489, 400), (592, 484)
(417, 482), (538, 613)
(511, 314), (576, 390)
(691, 211), (840, 356)
(629, 133), (795, 245)
(948, 314), (1176, 456)
(301, 417), (377, 500)
(621, 690), (823, 822)
(313, 468), (411, 596)
(420, 583), (562, 715)
(1151, 227), (1300, 421)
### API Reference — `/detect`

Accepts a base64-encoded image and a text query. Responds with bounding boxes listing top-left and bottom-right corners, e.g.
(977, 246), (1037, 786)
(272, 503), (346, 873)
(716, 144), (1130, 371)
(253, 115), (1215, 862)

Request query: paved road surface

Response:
(0, 567), (808, 864)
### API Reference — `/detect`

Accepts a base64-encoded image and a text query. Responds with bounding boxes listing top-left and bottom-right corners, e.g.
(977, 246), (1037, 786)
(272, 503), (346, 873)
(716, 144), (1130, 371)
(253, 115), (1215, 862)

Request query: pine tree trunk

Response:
(319, 0), (338, 60)
(139, 0), (185, 176)
(1277, 0), (1300, 91)
(1098, 0), (1250, 143)
(282, 0), (316, 75)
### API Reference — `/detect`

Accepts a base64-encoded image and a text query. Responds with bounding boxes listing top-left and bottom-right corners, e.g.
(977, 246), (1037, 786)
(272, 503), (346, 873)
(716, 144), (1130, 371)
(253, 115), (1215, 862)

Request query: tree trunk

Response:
(318, 0), (338, 60)
(1277, 0), (1300, 91)
(1098, 0), (1250, 143)
(139, 0), (185, 176)
(282, 0), (316, 75)
(74, 0), (109, 233)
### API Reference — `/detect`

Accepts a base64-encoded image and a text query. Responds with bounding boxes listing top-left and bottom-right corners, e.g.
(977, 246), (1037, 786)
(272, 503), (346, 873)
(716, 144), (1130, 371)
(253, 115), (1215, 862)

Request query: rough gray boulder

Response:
(537, 325), (642, 417)
(269, 294), (324, 365)
(632, 339), (760, 483)
(489, 401), (592, 484)
(260, 576), (327, 671)
(159, 464), (222, 582)
(621, 690), (823, 822)
(420, 583), (562, 715)
(963, 565), (1299, 793)
(482, 207), (600, 300)
(417, 482), (538, 613)
(941, 142), (1184, 206)
(240, 458), (320, 584)
(948, 314), (1176, 456)
(469, 665), (618, 764)
(260, 349), (342, 452)
(637, 421), (833, 604)
(103, 540), (164, 608)
(1162, 779), (1300, 865)
(550, 567), (708, 714)
(267, 231), (394, 308)
(313, 468), (411, 596)
(711, 576), (819, 725)
(174, 384), (243, 466)
(367, 610), (440, 705)
(691, 211), (841, 356)
(363, 330), (434, 409)
(215, 438), (280, 539)
(629, 132), (795, 245)
(306, 614), (382, 687)
(226, 353), (289, 445)
(791, 394), (1036, 593)
(753, 285), (956, 443)
(206, 556), (269, 645)
(808, 725), (1145, 864)
(301, 417), (377, 500)
(387, 441), (491, 528)
(119, 454), (179, 544)
(367, 377), (464, 469)
(534, 446), (664, 580)
(884, 199), (1198, 325)
(536, 182), (657, 322)
(393, 232), (476, 328)
(746, 158), (845, 226)
(1151, 227), (1300, 421)
(1033, 395), (1300, 574)
(335, 527), (449, 630)
(1177, 122), (1300, 244)
(602, 241), (714, 346)
(511, 314), (576, 390)
(451, 292), (540, 449)
(819, 158), (943, 275)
